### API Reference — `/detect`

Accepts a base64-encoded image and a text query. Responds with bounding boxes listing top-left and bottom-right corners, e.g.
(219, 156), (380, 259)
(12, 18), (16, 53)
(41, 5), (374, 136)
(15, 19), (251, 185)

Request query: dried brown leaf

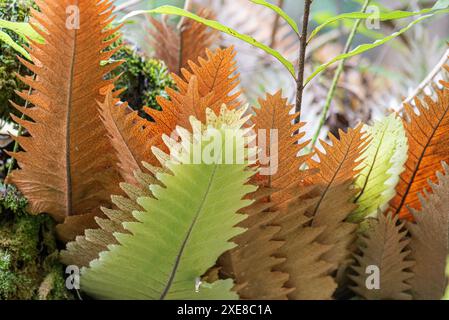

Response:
(218, 187), (291, 300)
(407, 162), (449, 300)
(274, 194), (338, 300)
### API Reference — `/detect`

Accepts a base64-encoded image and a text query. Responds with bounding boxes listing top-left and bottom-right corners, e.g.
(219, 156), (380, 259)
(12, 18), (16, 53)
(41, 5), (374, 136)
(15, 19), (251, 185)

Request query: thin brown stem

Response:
(177, 0), (193, 30)
(295, 0), (313, 119)
(177, 0), (193, 74)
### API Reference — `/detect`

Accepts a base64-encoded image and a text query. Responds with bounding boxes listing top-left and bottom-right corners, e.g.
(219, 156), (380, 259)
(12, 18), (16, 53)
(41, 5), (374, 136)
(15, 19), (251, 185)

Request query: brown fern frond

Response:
(307, 125), (368, 190)
(180, 8), (220, 72)
(218, 187), (291, 300)
(151, 75), (213, 128)
(407, 162), (449, 300)
(98, 90), (155, 184)
(148, 16), (179, 74)
(149, 8), (219, 75)
(274, 193), (338, 300)
(306, 125), (368, 266)
(96, 48), (239, 190)
(389, 81), (449, 220)
(252, 91), (311, 208)
(7, 0), (123, 236)
(152, 46), (240, 125)
(349, 213), (414, 300)
(139, 76), (212, 166)
(217, 91), (312, 299)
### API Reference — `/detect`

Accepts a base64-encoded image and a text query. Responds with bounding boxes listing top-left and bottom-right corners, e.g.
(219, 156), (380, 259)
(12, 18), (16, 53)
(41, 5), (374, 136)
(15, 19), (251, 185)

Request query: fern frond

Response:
(274, 194), (338, 300)
(218, 186), (291, 300)
(7, 0), (123, 239)
(149, 7), (219, 75)
(97, 47), (240, 184)
(137, 47), (240, 165)
(98, 90), (155, 184)
(148, 16), (179, 74)
(61, 168), (155, 268)
(389, 80), (449, 219)
(306, 125), (369, 269)
(173, 47), (241, 111)
(350, 114), (408, 222)
(349, 213), (413, 300)
(218, 91), (311, 299)
(252, 91), (311, 207)
(407, 162), (449, 300)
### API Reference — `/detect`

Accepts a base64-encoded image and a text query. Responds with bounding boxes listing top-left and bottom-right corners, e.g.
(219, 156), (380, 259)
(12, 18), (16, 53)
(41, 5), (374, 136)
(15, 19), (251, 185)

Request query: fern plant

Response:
(4, 0), (449, 301)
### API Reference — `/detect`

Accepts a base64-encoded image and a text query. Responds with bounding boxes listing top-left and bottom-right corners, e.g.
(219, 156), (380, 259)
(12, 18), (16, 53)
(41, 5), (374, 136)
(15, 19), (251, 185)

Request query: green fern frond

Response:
(78, 105), (257, 299)
(349, 114), (408, 222)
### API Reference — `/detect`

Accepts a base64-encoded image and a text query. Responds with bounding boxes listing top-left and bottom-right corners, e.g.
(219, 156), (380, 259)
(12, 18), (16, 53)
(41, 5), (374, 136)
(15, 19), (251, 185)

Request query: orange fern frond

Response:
(174, 47), (241, 111)
(150, 76), (213, 129)
(7, 0), (123, 234)
(98, 90), (155, 184)
(94, 47), (240, 187)
(389, 83), (449, 219)
(138, 47), (240, 164)
(252, 91), (310, 208)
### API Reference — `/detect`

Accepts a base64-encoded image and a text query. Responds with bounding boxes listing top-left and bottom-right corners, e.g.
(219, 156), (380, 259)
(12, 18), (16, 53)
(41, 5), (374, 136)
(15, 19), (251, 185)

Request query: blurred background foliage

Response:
(112, 0), (448, 141)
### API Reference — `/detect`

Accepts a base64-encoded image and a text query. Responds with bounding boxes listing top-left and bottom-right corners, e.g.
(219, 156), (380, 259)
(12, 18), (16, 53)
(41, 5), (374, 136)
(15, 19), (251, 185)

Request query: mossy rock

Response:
(109, 43), (176, 120)
(0, 184), (73, 300)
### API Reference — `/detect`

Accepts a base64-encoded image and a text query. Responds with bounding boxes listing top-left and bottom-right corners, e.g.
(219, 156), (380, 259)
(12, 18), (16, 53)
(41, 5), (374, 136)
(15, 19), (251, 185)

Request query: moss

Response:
(0, 0), (36, 122)
(0, 184), (72, 300)
(109, 43), (176, 120)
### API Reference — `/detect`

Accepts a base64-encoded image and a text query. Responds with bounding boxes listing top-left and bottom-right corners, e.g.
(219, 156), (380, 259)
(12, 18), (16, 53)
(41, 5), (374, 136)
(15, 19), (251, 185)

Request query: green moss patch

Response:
(0, 184), (72, 300)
